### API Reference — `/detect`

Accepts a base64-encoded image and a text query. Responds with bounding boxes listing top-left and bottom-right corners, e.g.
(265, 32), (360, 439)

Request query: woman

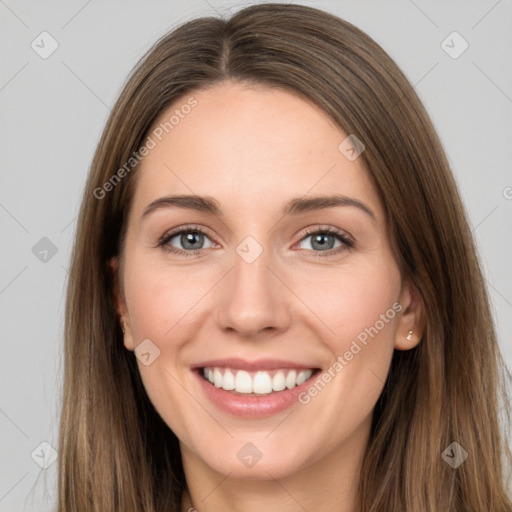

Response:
(58, 3), (512, 511)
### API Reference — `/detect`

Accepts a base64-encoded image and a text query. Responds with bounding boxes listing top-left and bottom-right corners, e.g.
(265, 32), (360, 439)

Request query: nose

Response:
(215, 247), (291, 339)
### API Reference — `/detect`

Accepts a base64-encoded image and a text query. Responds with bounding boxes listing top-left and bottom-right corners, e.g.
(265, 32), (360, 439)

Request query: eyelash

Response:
(157, 225), (355, 257)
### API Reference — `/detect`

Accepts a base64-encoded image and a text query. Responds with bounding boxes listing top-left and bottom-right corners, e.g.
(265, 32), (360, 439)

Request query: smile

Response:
(202, 367), (315, 395)
(192, 358), (321, 417)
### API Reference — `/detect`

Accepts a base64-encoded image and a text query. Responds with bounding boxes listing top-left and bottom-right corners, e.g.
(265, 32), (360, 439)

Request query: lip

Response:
(191, 359), (320, 419)
(191, 358), (316, 372)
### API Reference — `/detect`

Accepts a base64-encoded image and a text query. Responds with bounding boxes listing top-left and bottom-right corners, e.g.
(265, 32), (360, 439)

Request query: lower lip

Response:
(194, 370), (318, 418)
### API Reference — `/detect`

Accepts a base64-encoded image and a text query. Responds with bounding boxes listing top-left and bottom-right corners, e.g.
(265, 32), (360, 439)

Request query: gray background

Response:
(1, 0), (511, 510)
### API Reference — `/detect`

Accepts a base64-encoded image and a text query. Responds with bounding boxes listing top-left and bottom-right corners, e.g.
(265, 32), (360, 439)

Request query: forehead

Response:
(130, 82), (384, 222)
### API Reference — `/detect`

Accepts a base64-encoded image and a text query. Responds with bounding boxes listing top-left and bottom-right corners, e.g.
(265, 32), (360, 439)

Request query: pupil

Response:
(182, 231), (203, 250)
(313, 234), (334, 250)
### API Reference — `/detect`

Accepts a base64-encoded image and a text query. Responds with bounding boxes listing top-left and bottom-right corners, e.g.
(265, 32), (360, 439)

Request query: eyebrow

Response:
(142, 193), (375, 220)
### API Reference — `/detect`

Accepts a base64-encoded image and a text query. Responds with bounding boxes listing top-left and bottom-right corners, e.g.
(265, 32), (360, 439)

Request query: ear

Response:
(394, 278), (425, 350)
(108, 257), (136, 351)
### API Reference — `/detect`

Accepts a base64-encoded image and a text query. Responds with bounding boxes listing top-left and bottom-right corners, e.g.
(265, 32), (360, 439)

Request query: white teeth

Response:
(202, 367), (314, 394)
(272, 371), (286, 391)
(296, 370), (307, 386)
(285, 370), (297, 389)
(303, 369), (313, 382)
(223, 369), (235, 390)
(235, 370), (253, 393)
(213, 368), (223, 388)
(253, 371), (272, 394)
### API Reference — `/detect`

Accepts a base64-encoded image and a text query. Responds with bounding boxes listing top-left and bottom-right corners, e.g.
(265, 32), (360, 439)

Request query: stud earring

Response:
(406, 330), (413, 341)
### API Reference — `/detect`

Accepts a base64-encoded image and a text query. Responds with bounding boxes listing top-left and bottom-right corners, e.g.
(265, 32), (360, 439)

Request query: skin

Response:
(111, 81), (424, 512)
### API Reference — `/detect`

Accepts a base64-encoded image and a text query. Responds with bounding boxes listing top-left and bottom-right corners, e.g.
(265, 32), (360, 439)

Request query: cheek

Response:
(290, 256), (402, 350)
(124, 255), (214, 341)
(121, 254), (223, 443)
(289, 257), (401, 407)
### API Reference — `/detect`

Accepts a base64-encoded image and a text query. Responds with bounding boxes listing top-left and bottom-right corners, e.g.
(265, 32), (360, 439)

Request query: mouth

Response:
(200, 367), (318, 395)
(191, 359), (321, 418)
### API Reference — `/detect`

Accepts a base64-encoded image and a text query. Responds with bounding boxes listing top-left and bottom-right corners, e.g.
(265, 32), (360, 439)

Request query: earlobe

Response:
(394, 279), (425, 351)
(108, 257), (136, 351)
(120, 317), (136, 352)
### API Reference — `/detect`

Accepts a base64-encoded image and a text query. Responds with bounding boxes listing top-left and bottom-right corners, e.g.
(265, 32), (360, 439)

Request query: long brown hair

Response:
(58, 3), (512, 510)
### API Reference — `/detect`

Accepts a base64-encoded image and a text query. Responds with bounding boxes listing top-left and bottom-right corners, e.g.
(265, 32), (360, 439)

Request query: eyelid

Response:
(294, 224), (354, 245)
(156, 224), (218, 254)
(292, 225), (355, 254)
(157, 224), (213, 241)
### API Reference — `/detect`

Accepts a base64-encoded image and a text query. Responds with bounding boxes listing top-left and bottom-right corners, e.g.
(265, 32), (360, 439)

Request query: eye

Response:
(297, 227), (354, 255)
(158, 226), (215, 255)
(157, 225), (354, 257)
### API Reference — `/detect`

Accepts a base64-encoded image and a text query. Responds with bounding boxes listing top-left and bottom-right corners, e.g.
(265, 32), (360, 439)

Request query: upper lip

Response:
(191, 358), (318, 372)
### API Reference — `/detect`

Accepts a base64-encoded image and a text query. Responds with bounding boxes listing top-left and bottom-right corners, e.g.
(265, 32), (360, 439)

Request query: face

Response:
(113, 81), (422, 481)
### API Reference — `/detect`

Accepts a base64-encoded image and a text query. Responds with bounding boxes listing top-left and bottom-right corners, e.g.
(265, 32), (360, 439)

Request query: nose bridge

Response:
(215, 238), (290, 336)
